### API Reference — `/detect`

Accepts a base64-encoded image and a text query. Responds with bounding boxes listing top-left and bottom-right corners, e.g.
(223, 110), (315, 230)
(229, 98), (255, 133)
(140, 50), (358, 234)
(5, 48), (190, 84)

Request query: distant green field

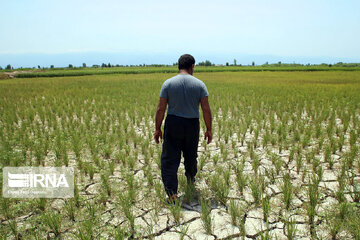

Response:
(11, 65), (360, 78)
(0, 71), (359, 239)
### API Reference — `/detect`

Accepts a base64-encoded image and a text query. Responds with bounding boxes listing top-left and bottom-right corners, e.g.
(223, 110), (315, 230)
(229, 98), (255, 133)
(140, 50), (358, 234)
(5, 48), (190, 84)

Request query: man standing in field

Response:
(154, 54), (213, 203)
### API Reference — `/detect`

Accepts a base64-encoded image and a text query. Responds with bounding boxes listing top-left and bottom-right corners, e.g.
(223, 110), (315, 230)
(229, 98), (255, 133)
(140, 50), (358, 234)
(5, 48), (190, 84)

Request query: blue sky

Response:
(1, 0), (360, 67)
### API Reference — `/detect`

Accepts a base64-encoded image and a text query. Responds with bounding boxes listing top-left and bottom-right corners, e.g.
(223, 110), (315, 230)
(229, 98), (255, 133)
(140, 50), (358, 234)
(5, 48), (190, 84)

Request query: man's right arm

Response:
(200, 96), (212, 144)
(154, 97), (167, 144)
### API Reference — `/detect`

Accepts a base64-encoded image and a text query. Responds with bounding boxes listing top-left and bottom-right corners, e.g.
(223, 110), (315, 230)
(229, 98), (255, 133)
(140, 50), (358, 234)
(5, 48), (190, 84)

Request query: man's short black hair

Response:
(178, 54), (195, 70)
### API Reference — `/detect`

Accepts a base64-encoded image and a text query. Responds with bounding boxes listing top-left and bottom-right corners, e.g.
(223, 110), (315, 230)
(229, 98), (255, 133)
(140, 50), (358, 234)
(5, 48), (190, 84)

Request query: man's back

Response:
(154, 54), (212, 201)
(160, 73), (208, 119)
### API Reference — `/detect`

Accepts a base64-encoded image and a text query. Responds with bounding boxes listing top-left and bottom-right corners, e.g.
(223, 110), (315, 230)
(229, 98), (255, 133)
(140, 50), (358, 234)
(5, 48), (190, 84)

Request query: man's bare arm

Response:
(154, 97), (168, 144)
(200, 96), (212, 144)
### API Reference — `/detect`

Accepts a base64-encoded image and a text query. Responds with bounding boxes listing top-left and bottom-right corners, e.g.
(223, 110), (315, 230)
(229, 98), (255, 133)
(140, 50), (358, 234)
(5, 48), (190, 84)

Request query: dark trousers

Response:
(161, 114), (200, 197)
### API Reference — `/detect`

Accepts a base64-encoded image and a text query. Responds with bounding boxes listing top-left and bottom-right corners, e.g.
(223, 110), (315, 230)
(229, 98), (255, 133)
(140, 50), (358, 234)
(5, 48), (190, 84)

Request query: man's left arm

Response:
(154, 97), (167, 144)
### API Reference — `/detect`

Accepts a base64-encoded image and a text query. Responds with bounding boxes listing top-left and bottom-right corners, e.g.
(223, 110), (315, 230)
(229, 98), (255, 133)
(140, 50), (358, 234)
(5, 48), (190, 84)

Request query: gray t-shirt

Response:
(160, 74), (209, 119)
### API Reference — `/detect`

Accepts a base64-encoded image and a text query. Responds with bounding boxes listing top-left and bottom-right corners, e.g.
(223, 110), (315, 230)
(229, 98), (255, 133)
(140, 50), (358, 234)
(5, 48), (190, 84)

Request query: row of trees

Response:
(1, 64), (13, 70)
(3, 61), (360, 71)
(198, 60), (214, 66)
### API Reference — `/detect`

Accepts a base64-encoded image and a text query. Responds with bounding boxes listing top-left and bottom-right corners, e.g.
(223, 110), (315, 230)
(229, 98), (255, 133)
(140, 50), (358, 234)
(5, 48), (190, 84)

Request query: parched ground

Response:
(0, 72), (359, 239)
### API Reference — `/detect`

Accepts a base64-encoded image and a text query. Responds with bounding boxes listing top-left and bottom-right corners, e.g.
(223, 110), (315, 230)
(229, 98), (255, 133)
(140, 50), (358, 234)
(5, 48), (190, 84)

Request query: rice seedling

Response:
(168, 198), (182, 225)
(200, 198), (212, 235)
(127, 155), (136, 170)
(101, 173), (111, 196)
(317, 135), (325, 153)
(88, 164), (95, 180)
(103, 144), (112, 159)
(325, 212), (342, 240)
(238, 211), (247, 240)
(258, 222), (272, 240)
(183, 179), (196, 204)
(36, 198), (46, 211)
(282, 173), (293, 210)
(302, 167), (308, 182)
(265, 168), (276, 184)
(249, 175), (261, 206)
(212, 153), (220, 166)
(248, 142), (254, 159)
(324, 144), (331, 163)
(251, 152), (260, 174)
(1, 198), (12, 220)
(198, 154), (206, 170)
(349, 129), (357, 146)
(64, 199), (76, 221)
(240, 127), (247, 147)
(223, 165), (231, 187)
(312, 156), (320, 173)
(346, 210), (360, 240)
(315, 124), (322, 139)
(305, 150), (312, 164)
(118, 191), (136, 236)
(273, 155), (283, 175)
(220, 142), (226, 155)
(92, 154), (101, 168)
(330, 137), (337, 154)
(306, 174), (320, 236)
(262, 195), (271, 222)
(71, 133), (82, 161)
(114, 226), (127, 240)
(301, 132), (311, 149)
(338, 201), (350, 221)
(348, 171), (360, 203)
(73, 179), (81, 208)
(234, 162), (247, 195)
(285, 216), (297, 240)
(336, 174), (346, 203)
(74, 219), (94, 240)
(154, 180), (166, 202)
(42, 211), (62, 237)
(259, 173), (267, 193)
(178, 224), (190, 240)
(8, 219), (20, 240)
(338, 134), (345, 152)
(345, 152), (356, 169)
(288, 147), (295, 163)
(296, 144), (302, 156)
(155, 155), (161, 169)
(316, 164), (323, 182)
(229, 199), (240, 226)
(108, 159), (115, 175)
(144, 165), (154, 187)
(209, 173), (229, 205)
(293, 129), (300, 143)
(295, 154), (303, 174)
(125, 172), (138, 203)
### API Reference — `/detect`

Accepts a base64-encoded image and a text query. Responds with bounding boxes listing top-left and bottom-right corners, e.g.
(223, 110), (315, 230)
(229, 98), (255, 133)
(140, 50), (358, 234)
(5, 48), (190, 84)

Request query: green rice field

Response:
(0, 71), (359, 239)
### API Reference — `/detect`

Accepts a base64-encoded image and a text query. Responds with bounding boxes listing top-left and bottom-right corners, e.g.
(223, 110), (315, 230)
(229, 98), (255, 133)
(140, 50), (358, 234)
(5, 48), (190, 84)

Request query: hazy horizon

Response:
(1, 52), (360, 69)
